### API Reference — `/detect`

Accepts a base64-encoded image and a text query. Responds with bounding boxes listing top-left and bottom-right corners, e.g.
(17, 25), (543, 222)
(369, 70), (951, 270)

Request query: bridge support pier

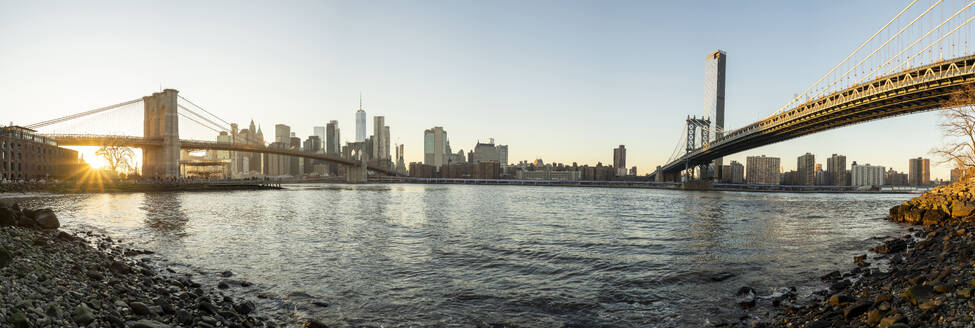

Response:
(143, 89), (180, 179)
(346, 157), (368, 183)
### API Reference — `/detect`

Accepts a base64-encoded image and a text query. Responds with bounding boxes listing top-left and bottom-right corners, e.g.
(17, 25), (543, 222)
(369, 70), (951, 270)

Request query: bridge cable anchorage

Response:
(177, 105), (229, 132)
(177, 95), (232, 127)
(773, 0), (922, 116)
(864, 2), (975, 83)
(25, 98), (143, 129)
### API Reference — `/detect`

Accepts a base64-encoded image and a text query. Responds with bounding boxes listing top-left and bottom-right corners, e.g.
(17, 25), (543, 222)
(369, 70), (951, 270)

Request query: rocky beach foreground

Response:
(757, 179), (975, 327)
(0, 202), (293, 328)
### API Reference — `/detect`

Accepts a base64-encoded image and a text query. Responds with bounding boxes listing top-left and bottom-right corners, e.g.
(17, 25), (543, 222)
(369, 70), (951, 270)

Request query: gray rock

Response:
(132, 319), (170, 328)
(129, 302), (151, 316)
(72, 304), (95, 325)
(0, 247), (13, 269)
(32, 209), (58, 230)
(9, 312), (29, 328)
(176, 310), (193, 325)
(234, 300), (256, 315)
(0, 207), (16, 226)
(44, 304), (60, 319)
(220, 270), (233, 277)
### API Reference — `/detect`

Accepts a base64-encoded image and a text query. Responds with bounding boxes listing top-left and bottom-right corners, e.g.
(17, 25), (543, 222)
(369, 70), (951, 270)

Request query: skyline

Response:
(0, 1), (955, 178)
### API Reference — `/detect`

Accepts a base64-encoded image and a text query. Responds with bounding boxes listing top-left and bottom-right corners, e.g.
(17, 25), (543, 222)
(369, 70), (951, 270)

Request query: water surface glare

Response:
(11, 184), (911, 327)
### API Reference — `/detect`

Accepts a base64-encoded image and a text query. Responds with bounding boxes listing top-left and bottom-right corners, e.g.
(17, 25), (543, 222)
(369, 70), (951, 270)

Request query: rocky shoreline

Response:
(733, 180), (975, 327)
(0, 202), (296, 328)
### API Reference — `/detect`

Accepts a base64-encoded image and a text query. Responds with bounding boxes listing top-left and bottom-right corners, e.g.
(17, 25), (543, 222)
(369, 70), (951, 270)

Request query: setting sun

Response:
(66, 146), (141, 171)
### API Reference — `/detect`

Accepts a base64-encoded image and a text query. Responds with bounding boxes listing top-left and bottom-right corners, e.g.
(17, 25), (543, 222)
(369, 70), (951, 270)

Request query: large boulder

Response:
(0, 247), (13, 269)
(904, 208), (924, 224)
(922, 210), (946, 226)
(32, 209), (59, 230)
(0, 207), (17, 226)
(952, 201), (975, 218)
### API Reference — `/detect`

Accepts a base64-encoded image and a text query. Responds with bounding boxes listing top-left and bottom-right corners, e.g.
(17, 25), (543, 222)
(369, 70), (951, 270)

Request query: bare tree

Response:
(95, 143), (135, 174)
(934, 85), (975, 169)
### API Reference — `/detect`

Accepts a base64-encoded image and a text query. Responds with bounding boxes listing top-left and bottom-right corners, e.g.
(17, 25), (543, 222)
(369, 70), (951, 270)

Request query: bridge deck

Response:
(45, 134), (401, 176)
(654, 54), (975, 178)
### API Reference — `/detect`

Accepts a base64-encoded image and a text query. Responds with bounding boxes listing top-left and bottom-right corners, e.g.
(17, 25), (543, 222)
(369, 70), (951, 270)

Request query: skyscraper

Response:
(395, 144), (406, 174)
(797, 153), (815, 185)
(313, 126), (326, 153)
(355, 95), (366, 142)
(613, 145), (626, 176)
(908, 157), (931, 186)
(707, 50), (726, 179)
(746, 155), (780, 185)
(373, 116), (390, 162)
(827, 154), (847, 186)
(424, 127), (448, 167)
(497, 145), (508, 166)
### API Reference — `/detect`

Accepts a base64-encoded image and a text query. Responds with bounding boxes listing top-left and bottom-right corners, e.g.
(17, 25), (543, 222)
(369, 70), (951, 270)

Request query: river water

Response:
(5, 184), (912, 327)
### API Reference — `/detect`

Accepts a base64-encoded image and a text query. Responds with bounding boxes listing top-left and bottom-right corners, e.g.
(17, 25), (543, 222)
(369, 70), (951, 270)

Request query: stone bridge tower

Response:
(143, 89), (180, 178)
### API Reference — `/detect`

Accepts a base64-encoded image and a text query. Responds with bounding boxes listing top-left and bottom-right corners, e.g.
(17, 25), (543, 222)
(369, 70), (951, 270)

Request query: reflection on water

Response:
(8, 185), (910, 327)
(141, 193), (188, 234)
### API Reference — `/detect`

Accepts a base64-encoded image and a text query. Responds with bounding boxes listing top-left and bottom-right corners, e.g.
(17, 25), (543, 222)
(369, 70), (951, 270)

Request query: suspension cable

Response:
(26, 98), (143, 129)
(773, 0), (921, 115)
(178, 105), (229, 132)
(178, 95), (232, 126)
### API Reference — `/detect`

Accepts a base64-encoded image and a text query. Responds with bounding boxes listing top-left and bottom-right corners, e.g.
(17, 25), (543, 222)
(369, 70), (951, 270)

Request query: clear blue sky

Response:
(0, 0), (955, 178)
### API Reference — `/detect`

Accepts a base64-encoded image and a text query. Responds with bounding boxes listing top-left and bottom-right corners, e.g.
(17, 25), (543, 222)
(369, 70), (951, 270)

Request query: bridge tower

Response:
(143, 89), (180, 178)
(685, 116), (711, 180)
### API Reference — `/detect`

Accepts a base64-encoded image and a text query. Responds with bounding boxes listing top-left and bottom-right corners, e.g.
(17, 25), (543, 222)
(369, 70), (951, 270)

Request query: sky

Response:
(0, 0), (961, 179)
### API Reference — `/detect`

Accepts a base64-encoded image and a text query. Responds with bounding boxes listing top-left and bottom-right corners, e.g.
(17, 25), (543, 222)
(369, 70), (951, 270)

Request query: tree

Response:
(934, 85), (975, 169)
(95, 144), (135, 174)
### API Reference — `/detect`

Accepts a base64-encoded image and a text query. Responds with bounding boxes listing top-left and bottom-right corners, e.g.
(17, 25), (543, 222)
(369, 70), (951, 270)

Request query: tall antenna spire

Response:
(358, 92), (363, 111)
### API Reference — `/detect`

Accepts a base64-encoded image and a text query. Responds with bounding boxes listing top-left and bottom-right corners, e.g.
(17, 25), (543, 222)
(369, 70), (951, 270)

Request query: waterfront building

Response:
(290, 134), (302, 176)
(1, 126), (83, 180)
(326, 120), (340, 175)
(470, 139), (509, 167)
(423, 127), (448, 167)
(409, 162), (437, 178)
(442, 163), (471, 178)
(851, 162), (885, 187)
(613, 145), (626, 176)
(265, 124), (294, 177)
(629, 166), (637, 176)
(395, 144), (406, 174)
(313, 126), (326, 152)
(745, 155), (780, 185)
(908, 157), (931, 186)
(797, 153), (815, 185)
(497, 145), (509, 166)
(274, 124), (290, 143)
(372, 116), (390, 163)
(952, 167), (965, 183)
(216, 132), (231, 160)
(826, 154), (847, 186)
(887, 168), (909, 186)
(303, 136), (321, 174)
(474, 162), (501, 179)
(230, 120), (264, 176)
(781, 170), (798, 185)
(720, 160), (744, 184)
(517, 169), (582, 181)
